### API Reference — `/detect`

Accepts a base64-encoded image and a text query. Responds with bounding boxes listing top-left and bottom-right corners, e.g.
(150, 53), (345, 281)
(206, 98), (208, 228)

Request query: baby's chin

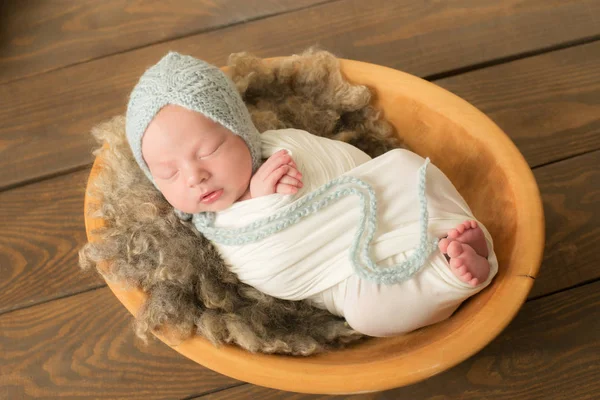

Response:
(193, 204), (232, 213)
(175, 204), (227, 214)
(174, 197), (235, 214)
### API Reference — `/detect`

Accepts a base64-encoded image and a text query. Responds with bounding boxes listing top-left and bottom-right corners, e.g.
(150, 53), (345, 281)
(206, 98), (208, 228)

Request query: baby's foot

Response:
(440, 241), (490, 286)
(439, 220), (489, 258)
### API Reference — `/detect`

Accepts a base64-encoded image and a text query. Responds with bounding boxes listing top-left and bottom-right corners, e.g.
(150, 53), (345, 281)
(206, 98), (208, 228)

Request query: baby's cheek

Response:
(160, 183), (186, 211)
(179, 188), (199, 213)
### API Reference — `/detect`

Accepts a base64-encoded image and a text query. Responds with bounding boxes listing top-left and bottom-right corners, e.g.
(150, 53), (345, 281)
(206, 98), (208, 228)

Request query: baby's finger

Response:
(257, 150), (291, 179)
(285, 165), (303, 181)
(275, 183), (299, 195)
(278, 175), (303, 188)
(265, 164), (291, 189)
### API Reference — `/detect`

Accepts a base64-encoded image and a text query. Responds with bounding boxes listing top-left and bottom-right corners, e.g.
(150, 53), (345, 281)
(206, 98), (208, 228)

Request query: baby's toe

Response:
(469, 277), (480, 286)
(447, 241), (464, 258)
(469, 220), (478, 229)
(438, 238), (451, 253)
(462, 272), (473, 282)
(448, 229), (459, 239)
(450, 257), (463, 269)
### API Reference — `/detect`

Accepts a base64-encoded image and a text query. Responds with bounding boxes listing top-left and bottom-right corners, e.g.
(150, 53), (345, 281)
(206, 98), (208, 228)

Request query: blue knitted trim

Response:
(194, 159), (438, 285)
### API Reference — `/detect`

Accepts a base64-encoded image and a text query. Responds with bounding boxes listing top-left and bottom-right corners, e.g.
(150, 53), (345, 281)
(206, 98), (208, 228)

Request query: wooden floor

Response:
(1, 1), (599, 399)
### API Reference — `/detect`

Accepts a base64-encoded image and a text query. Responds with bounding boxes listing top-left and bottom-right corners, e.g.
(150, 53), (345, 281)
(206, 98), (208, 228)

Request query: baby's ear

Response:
(174, 209), (193, 221)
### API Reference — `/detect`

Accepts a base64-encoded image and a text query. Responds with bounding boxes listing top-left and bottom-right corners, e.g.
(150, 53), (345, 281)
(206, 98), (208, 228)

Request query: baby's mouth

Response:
(200, 189), (223, 204)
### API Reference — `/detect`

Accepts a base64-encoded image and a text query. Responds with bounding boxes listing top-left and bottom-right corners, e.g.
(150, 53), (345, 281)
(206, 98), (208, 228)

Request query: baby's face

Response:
(141, 104), (253, 213)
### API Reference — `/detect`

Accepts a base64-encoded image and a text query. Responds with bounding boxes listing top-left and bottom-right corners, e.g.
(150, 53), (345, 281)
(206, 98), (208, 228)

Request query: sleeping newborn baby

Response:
(126, 52), (498, 337)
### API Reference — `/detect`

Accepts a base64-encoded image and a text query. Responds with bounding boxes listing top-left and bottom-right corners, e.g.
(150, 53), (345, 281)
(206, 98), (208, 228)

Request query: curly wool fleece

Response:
(79, 48), (403, 355)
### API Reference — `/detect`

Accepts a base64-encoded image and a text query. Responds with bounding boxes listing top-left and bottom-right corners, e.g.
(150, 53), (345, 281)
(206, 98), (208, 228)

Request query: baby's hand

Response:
(250, 150), (303, 198)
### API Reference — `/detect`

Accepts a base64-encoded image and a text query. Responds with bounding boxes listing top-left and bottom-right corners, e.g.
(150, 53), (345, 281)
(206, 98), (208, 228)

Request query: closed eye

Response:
(157, 170), (179, 180)
(198, 143), (223, 159)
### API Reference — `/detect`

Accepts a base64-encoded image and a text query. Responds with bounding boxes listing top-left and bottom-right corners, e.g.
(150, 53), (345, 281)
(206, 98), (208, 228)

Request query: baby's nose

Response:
(187, 169), (209, 187)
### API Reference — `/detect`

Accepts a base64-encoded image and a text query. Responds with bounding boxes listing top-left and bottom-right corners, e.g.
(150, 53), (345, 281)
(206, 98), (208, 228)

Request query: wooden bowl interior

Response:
(84, 59), (544, 394)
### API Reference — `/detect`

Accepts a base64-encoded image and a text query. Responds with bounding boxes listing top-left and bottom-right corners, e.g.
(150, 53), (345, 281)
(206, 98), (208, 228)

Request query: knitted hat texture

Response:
(125, 51), (262, 185)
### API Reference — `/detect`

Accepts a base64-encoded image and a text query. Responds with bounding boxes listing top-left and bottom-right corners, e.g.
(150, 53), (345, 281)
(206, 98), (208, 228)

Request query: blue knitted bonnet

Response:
(125, 51), (262, 185)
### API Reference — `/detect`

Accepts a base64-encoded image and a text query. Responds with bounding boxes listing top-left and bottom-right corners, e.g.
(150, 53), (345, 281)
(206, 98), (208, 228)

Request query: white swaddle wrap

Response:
(206, 128), (498, 336)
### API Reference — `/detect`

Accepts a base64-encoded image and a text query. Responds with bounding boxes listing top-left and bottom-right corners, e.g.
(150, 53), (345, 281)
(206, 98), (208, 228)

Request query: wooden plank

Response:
(0, 0), (328, 84)
(528, 150), (600, 299)
(1, 0), (600, 190)
(195, 280), (600, 399)
(0, 169), (103, 314)
(436, 41), (600, 168)
(196, 385), (375, 399)
(0, 287), (240, 400)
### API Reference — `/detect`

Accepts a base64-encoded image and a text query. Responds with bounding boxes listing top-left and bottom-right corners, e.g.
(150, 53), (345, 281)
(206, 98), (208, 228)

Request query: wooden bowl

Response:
(84, 59), (544, 394)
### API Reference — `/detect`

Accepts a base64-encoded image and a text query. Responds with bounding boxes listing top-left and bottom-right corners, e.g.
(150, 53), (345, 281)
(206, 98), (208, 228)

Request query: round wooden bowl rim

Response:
(84, 58), (544, 394)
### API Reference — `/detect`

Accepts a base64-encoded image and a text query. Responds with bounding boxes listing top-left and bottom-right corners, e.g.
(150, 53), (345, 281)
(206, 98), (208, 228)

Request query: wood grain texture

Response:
(0, 169), (103, 315)
(0, 288), (240, 400)
(528, 150), (600, 299)
(2, 0), (600, 190)
(0, 0), (328, 84)
(437, 41), (600, 168)
(196, 280), (600, 399)
(198, 385), (377, 399)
